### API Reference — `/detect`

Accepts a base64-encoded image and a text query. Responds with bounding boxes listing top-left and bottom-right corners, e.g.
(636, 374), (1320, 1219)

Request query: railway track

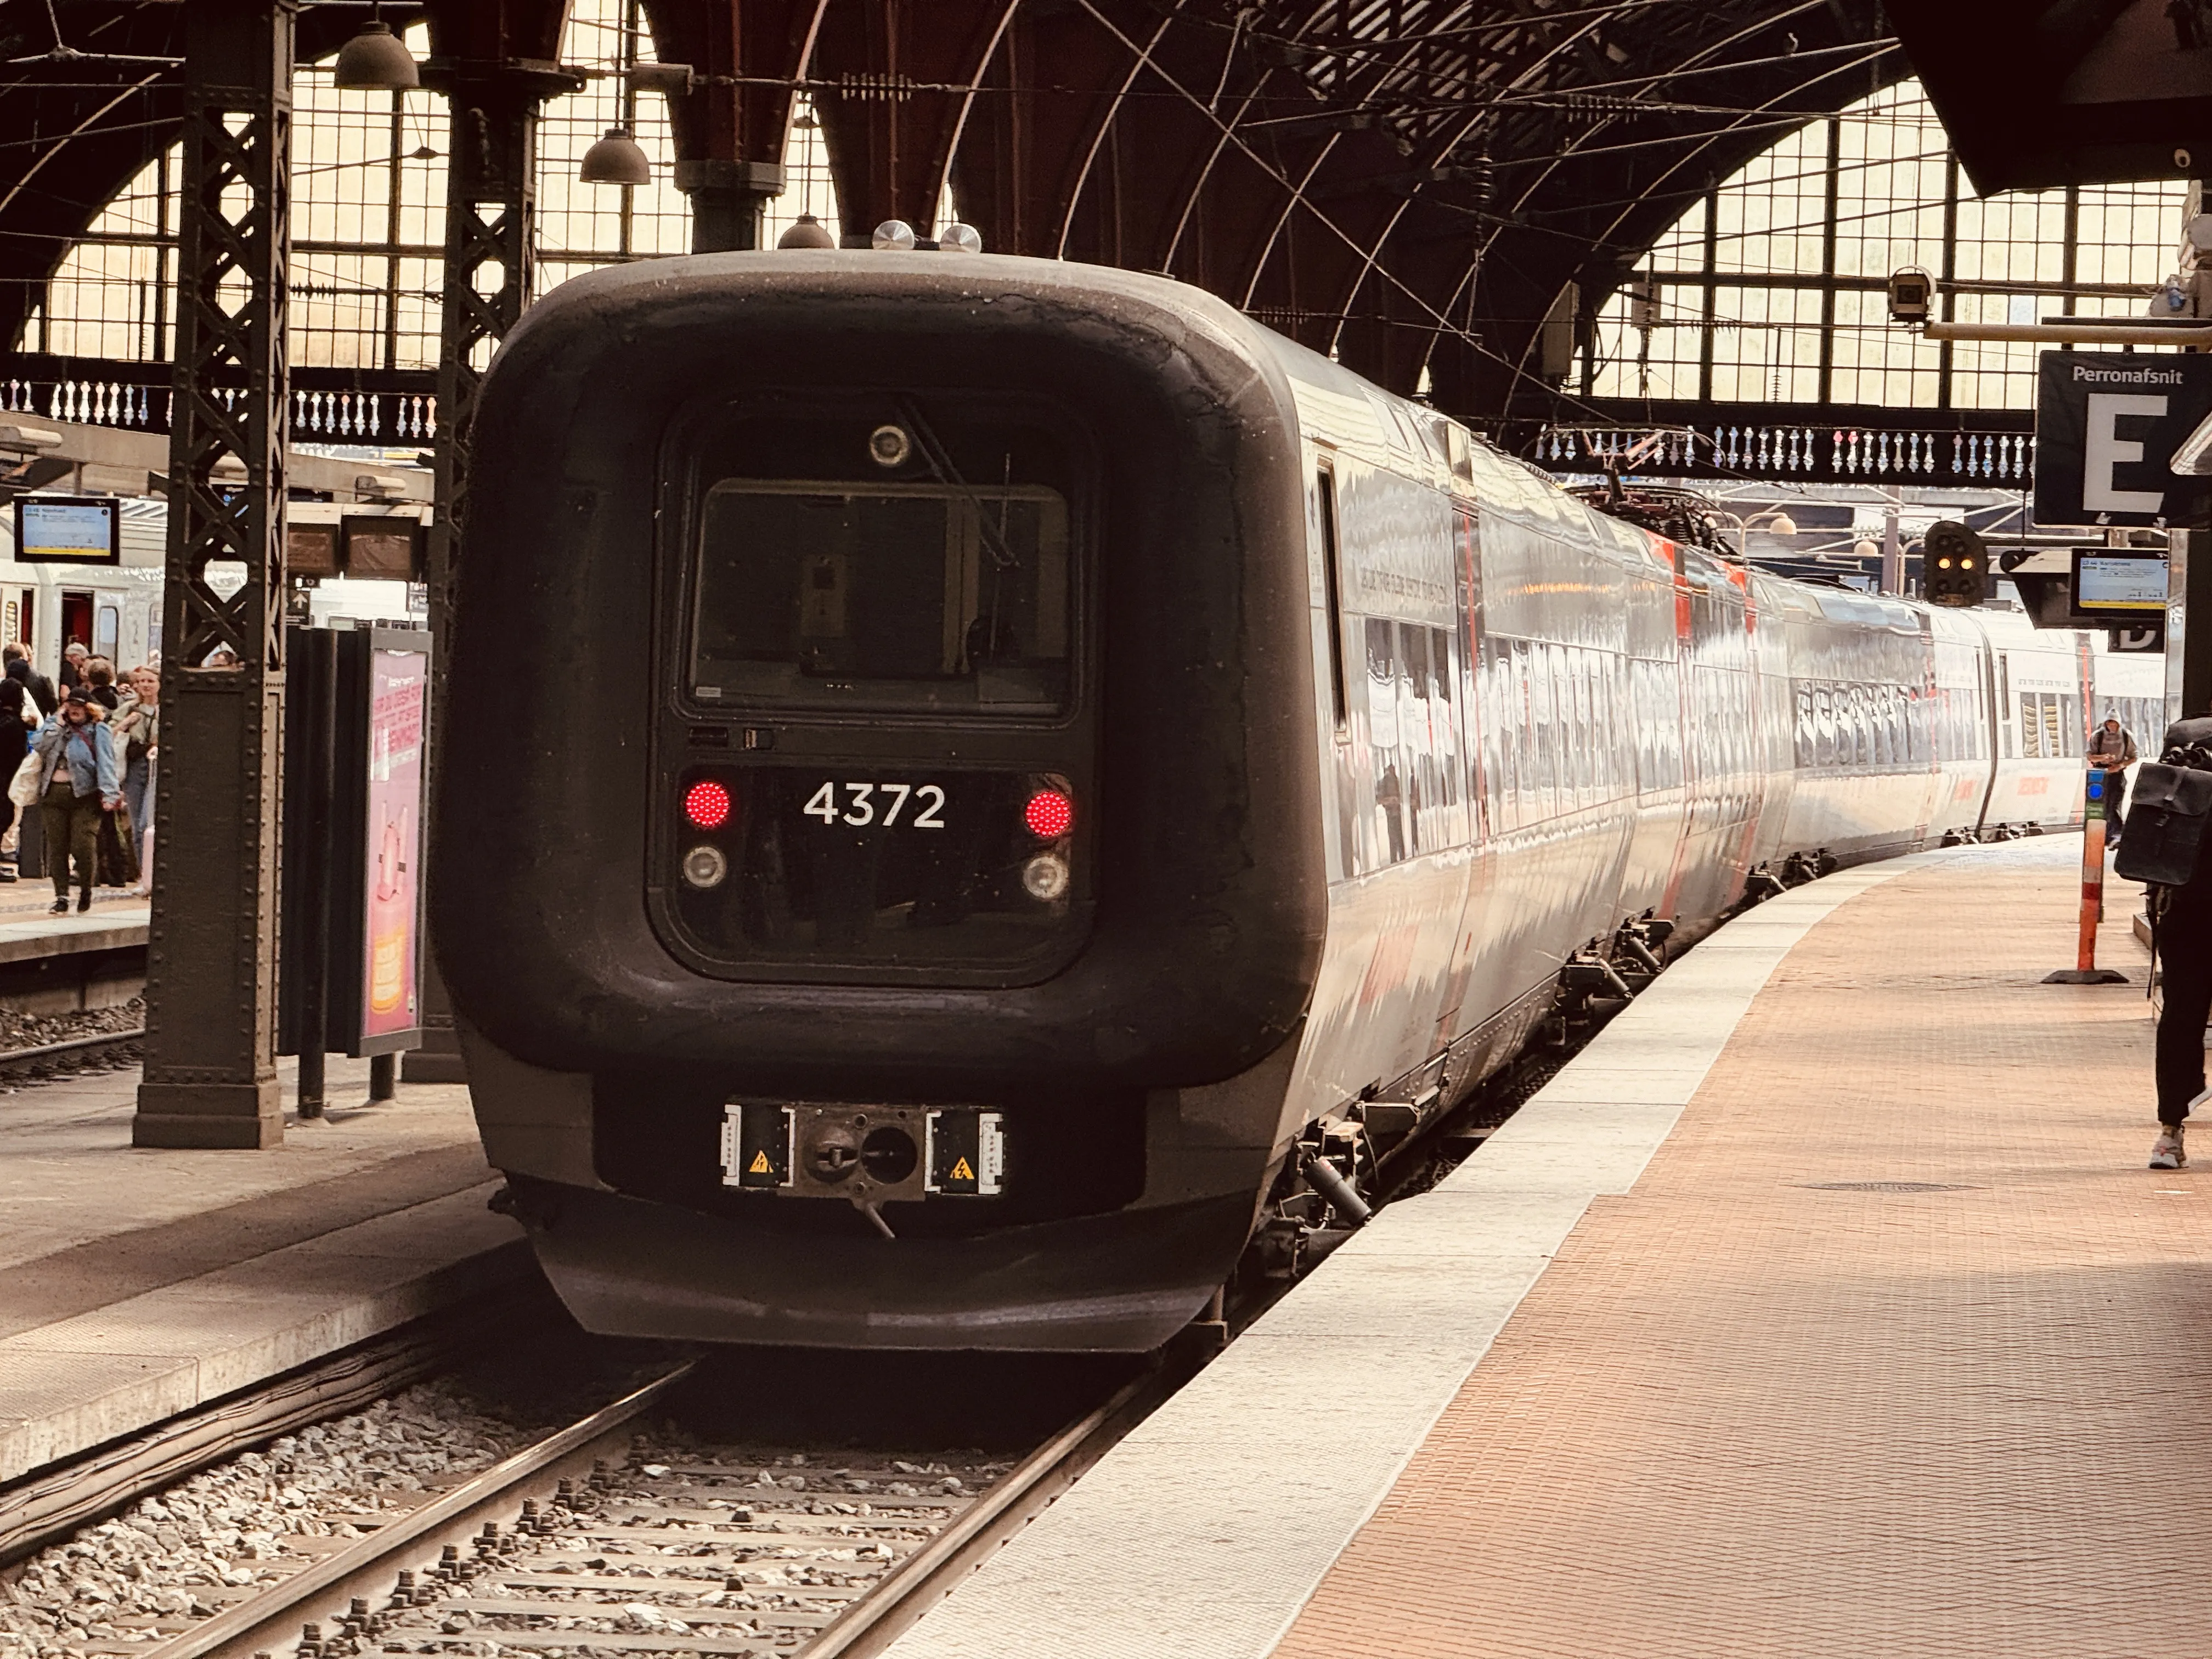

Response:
(0, 1024), (143, 1078)
(14, 1357), (1164, 1659)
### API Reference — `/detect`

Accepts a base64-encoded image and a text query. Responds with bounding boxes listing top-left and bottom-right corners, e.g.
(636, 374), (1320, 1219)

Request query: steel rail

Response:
(0, 1024), (144, 1072)
(0, 1286), (555, 1569)
(799, 1368), (1170, 1659)
(145, 1363), (699, 1659)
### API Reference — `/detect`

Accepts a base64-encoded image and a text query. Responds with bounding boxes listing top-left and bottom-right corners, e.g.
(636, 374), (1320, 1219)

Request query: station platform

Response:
(889, 836), (2192, 1659)
(0, 1056), (528, 1485)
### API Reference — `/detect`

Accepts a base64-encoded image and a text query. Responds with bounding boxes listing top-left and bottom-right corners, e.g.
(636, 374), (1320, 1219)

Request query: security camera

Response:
(1888, 268), (1935, 325)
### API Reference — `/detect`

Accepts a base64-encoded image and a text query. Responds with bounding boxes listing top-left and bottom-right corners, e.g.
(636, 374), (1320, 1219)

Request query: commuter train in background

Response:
(435, 253), (2163, 1354)
(0, 497), (166, 678)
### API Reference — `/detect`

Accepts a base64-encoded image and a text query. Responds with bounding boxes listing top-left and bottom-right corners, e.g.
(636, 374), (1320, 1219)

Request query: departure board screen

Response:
(15, 497), (119, 566)
(2072, 551), (2168, 615)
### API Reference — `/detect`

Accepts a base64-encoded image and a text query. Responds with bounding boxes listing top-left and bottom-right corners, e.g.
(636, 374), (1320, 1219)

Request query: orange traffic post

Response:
(2044, 766), (2130, 985)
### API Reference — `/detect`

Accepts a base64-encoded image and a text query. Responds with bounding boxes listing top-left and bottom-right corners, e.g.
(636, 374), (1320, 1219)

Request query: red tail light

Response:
(1023, 789), (1074, 839)
(685, 779), (733, 830)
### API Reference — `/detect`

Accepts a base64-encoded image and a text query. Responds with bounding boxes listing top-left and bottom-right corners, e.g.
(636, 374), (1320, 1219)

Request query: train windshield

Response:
(690, 481), (1071, 715)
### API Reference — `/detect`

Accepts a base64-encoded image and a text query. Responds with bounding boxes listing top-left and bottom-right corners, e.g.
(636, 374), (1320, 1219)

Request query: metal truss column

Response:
(132, 0), (296, 1150)
(406, 63), (565, 1085)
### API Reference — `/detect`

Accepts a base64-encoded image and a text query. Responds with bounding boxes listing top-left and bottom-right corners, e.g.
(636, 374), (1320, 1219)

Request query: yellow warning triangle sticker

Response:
(748, 1150), (771, 1174)
(950, 1156), (974, 1181)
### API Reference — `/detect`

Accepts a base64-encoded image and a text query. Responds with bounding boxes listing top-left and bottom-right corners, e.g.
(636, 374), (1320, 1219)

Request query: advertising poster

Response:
(361, 647), (425, 1041)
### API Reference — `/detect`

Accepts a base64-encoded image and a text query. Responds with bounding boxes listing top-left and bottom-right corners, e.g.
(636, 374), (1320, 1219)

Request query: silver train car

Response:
(436, 255), (2157, 1353)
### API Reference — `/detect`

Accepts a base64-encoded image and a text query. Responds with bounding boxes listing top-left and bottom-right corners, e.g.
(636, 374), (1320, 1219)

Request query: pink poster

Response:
(363, 648), (425, 1040)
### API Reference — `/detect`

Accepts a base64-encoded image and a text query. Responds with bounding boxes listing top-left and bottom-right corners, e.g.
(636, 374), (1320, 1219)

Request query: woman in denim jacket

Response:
(32, 687), (119, 914)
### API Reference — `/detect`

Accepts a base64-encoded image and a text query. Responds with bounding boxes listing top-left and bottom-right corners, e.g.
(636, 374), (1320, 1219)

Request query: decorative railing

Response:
(0, 357), (437, 448)
(1521, 399), (2040, 488)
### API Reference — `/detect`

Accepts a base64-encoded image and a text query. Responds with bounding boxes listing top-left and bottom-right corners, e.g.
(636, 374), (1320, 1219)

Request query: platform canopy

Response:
(0, 1), (1905, 425)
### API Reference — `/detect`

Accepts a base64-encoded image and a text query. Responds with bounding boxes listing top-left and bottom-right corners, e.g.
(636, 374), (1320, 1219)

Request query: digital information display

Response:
(2071, 550), (2169, 615)
(15, 497), (119, 566)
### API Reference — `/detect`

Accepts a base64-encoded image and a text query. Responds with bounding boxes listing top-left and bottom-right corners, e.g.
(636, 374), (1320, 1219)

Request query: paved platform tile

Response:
(884, 852), (1926, 1659)
(1274, 845), (2198, 1659)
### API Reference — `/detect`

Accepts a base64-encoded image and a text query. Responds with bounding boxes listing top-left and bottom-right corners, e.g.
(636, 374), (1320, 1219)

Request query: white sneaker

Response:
(2151, 1124), (2187, 1170)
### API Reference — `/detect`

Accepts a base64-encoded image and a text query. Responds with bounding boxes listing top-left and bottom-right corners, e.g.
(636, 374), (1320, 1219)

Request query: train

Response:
(0, 497), (166, 679)
(435, 253), (2163, 1353)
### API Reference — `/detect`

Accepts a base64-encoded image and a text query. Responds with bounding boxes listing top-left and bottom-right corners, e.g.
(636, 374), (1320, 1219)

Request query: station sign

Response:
(2034, 353), (2212, 528)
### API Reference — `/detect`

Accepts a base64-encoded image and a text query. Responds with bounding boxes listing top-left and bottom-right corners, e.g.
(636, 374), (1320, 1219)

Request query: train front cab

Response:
(435, 254), (1333, 1353)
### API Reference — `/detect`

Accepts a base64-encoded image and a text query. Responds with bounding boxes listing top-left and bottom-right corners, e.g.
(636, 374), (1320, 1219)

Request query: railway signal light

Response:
(1923, 520), (1988, 607)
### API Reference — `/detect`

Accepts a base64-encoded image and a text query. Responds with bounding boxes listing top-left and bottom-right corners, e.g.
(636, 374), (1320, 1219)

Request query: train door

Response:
(1, 588), (29, 655)
(1312, 452), (1360, 881)
(59, 591), (92, 663)
(93, 597), (120, 665)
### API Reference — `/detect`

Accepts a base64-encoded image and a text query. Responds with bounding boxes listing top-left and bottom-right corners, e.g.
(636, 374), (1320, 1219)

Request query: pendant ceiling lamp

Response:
(333, 5), (419, 93)
(580, 127), (651, 186)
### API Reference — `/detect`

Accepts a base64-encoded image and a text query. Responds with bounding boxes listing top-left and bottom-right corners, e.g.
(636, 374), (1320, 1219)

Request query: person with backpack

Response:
(2121, 716), (2212, 1167)
(2088, 715), (2137, 842)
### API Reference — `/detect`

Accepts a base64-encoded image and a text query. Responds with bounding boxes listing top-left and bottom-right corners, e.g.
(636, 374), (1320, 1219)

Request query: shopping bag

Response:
(7, 751), (40, 810)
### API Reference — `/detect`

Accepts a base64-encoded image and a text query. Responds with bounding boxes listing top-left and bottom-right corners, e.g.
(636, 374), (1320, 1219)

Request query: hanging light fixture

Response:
(333, 4), (419, 92)
(777, 214), (836, 250)
(580, 127), (651, 187)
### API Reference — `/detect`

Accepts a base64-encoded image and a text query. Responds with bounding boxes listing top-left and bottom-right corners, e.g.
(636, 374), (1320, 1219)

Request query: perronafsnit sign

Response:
(2034, 352), (2212, 528)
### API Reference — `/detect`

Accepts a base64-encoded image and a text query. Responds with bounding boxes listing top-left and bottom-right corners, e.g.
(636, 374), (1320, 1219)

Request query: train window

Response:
(1534, 643), (1560, 819)
(1427, 627), (1462, 823)
(1317, 470), (1349, 737)
(1398, 624), (1432, 854)
(690, 481), (1070, 715)
(1367, 618), (1406, 865)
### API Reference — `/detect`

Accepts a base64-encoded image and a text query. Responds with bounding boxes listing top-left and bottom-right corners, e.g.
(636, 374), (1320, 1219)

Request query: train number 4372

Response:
(802, 781), (948, 829)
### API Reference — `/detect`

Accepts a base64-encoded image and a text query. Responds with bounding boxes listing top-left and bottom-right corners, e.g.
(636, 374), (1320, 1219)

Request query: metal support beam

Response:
(407, 60), (567, 1086)
(678, 159), (783, 252)
(1921, 321), (2212, 346)
(132, 0), (295, 1150)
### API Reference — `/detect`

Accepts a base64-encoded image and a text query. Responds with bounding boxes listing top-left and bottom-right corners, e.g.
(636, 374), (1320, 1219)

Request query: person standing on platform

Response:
(31, 689), (117, 916)
(2090, 716), (2137, 840)
(82, 657), (120, 714)
(115, 668), (158, 845)
(2149, 715), (2212, 1169)
(58, 641), (86, 692)
(2089, 716), (2137, 843)
(0, 664), (29, 884)
(8, 643), (56, 719)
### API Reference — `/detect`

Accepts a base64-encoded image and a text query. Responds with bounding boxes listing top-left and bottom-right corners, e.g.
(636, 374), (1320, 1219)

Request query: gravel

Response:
(0, 997), (143, 1070)
(0, 1381), (537, 1658)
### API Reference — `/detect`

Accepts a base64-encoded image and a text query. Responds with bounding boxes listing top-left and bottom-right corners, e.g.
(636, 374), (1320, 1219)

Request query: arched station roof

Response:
(0, 1), (1905, 426)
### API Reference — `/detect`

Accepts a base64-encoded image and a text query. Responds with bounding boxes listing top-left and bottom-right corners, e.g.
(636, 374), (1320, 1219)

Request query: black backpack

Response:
(2115, 718), (2212, 887)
